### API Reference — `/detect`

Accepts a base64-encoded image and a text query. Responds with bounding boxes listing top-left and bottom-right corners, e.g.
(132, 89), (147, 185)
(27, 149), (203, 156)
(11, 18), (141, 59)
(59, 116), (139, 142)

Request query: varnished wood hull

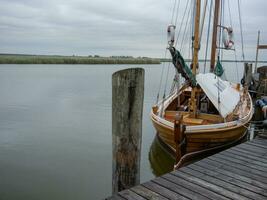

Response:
(150, 91), (253, 166)
(151, 116), (248, 154)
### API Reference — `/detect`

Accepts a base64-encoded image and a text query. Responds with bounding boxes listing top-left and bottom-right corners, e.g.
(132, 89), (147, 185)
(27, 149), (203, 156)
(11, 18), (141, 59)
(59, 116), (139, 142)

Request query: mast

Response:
(255, 31), (260, 73)
(255, 30), (267, 73)
(190, 0), (201, 118)
(210, 0), (220, 72)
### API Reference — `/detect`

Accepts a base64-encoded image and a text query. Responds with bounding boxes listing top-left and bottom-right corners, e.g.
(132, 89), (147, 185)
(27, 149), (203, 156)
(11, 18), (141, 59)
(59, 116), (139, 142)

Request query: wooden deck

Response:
(106, 137), (267, 200)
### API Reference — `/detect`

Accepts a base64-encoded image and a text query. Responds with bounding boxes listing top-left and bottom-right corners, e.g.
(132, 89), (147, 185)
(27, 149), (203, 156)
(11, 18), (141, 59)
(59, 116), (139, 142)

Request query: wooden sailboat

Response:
(150, 0), (253, 168)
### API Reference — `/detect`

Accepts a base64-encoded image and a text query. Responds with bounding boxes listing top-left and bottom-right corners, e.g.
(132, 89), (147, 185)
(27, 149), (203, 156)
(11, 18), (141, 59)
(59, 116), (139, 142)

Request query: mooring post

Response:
(243, 63), (253, 88)
(112, 68), (144, 194)
(255, 31), (260, 73)
(174, 114), (185, 167)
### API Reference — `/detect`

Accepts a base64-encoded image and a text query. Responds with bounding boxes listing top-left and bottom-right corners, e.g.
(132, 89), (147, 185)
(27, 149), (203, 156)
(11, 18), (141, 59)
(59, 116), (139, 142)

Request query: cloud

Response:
(0, 0), (266, 59)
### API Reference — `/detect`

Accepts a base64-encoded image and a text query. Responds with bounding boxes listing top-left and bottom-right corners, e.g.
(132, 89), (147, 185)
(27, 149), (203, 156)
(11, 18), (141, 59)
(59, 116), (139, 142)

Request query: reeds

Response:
(0, 54), (160, 64)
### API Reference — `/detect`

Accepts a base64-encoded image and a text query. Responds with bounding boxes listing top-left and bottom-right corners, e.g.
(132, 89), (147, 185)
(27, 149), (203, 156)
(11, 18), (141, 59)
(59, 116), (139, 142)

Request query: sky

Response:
(0, 0), (267, 60)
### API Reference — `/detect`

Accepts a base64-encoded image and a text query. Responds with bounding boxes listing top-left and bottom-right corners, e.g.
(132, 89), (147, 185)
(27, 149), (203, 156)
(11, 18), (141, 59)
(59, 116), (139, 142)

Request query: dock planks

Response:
(106, 137), (267, 200)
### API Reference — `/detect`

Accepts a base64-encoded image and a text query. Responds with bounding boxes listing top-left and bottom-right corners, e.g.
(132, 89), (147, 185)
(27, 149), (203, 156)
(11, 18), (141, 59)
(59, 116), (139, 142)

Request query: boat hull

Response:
(151, 116), (248, 154)
(150, 75), (254, 168)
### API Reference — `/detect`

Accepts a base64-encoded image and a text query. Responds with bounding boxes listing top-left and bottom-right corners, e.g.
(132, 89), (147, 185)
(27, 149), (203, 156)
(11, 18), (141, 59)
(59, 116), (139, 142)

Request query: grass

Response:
(0, 54), (161, 65)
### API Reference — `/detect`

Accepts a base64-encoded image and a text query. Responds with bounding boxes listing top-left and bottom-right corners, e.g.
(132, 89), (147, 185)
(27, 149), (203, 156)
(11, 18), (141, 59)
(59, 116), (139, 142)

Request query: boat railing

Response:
(151, 95), (253, 132)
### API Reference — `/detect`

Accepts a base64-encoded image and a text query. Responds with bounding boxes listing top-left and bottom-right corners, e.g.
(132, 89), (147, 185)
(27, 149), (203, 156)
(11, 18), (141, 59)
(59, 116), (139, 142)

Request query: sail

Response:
(196, 73), (240, 118)
(169, 47), (197, 86)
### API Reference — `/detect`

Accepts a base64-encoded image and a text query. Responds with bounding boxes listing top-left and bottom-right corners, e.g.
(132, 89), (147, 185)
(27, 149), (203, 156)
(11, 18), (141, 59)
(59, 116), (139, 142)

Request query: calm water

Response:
(0, 62), (251, 199)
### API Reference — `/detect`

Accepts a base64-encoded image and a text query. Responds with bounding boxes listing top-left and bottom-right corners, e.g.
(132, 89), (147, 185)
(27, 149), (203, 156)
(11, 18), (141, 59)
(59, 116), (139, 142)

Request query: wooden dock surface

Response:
(106, 137), (267, 200)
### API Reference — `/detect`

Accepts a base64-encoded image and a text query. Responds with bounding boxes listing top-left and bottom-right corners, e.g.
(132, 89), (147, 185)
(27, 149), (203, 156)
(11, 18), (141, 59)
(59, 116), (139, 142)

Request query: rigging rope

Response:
(174, 0), (181, 27)
(168, 0), (192, 98)
(216, 0), (224, 114)
(204, 0), (213, 73)
(220, 0), (225, 61)
(227, 0), (239, 82)
(238, 0), (245, 61)
(180, 3), (192, 52)
(219, 0), (228, 82)
(217, 0), (223, 58)
(199, 0), (208, 45)
(156, 48), (168, 103)
(175, 0), (191, 47)
(171, 0), (177, 24)
(227, 0), (233, 28)
(156, 0), (179, 103)
(163, 62), (171, 99)
(188, 14), (192, 65)
(237, 2), (246, 121)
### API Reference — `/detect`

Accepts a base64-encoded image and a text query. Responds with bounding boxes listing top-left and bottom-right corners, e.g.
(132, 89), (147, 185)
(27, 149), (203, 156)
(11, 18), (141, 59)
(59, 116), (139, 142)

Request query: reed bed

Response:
(0, 54), (160, 64)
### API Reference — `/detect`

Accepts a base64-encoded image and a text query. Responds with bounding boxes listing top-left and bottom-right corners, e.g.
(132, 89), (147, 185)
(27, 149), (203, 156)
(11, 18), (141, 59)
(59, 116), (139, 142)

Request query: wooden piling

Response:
(112, 68), (144, 194)
(174, 114), (186, 169)
(242, 63), (253, 98)
(243, 63), (253, 88)
(255, 31), (261, 73)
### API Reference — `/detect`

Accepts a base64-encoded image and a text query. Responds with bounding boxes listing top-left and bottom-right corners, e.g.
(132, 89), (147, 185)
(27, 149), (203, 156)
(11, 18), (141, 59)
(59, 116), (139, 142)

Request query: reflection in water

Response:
(149, 133), (249, 177)
(148, 135), (175, 176)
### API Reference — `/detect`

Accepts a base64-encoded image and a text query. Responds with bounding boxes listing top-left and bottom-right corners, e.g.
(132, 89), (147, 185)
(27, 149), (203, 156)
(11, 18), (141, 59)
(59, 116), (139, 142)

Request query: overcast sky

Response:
(0, 0), (266, 59)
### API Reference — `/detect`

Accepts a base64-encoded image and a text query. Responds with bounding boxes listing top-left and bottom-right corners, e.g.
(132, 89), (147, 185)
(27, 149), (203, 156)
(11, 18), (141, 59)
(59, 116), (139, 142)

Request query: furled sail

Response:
(169, 47), (197, 86)
(196, 73), (240, 118)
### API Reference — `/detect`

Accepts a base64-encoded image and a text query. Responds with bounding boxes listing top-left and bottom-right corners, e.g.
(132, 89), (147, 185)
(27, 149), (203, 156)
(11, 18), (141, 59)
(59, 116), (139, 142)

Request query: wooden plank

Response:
(106, 194), (126, 200)
(180, 167), (259, 200)
(205, 158), (267, 184)
(142, 181), (190, 200)
(220, 150), (267, 168)
(182, 117), (204, 125)
(238, 143), (267, 154)
(106, 138), (267, 199)
(226, 148), (267, 164)
(118, 190), (146, 200)
(214, 152), (267, 172)
(130, 185), (168, 200)
(247, 141), (267, 149)
(152, 177), (209, 200)
(252, 138), (267, 145)
(214, 150), (267, 170)
(172, 170), (248, 200)
(189, 164), (267, 198)
(196, 159), (267, 189)
(228, 146), (266, 159)
(163, 173), (229, 200)
(242, 141), (267, 151)
(208, 156), (267, 178)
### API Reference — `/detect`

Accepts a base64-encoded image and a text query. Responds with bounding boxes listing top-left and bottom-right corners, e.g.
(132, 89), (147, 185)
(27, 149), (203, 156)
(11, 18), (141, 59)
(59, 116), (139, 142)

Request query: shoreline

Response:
(1, 54), (266, 65)
(0, 54), (160, 65)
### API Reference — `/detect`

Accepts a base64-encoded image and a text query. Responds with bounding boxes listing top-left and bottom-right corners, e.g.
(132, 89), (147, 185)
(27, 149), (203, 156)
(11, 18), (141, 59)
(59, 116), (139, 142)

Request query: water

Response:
(0, 62), (257, 199)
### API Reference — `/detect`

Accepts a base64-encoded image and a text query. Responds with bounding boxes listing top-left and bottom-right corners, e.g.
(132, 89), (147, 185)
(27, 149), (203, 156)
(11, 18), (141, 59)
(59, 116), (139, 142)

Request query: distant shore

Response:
(1, 54), (266, 65)
(0, 54), (160, 64)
